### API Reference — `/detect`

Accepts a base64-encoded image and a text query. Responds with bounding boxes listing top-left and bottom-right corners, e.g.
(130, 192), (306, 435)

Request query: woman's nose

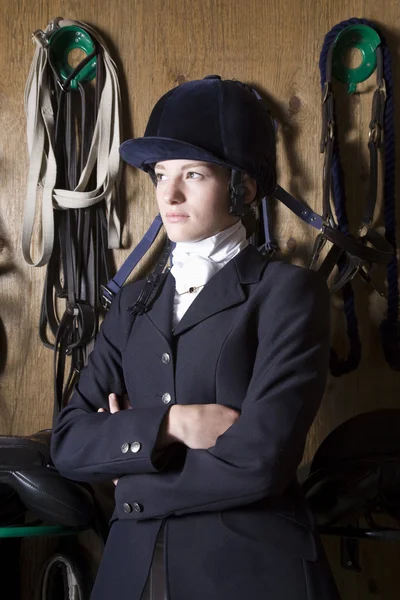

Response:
(163, 179), (185, 204)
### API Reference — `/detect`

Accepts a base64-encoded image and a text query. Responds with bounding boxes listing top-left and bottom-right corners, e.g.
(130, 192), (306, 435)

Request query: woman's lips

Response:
(165, 213), (189, 223)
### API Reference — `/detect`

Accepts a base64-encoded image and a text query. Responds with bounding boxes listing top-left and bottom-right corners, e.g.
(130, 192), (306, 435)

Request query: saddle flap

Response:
(9, 467), (97, 527)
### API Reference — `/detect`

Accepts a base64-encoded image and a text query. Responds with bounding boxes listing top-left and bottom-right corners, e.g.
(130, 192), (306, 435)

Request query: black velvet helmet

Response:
(120, 75), (276, 197)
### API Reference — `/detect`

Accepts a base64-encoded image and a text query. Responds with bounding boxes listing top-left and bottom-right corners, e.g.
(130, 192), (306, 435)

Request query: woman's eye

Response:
(155, 172), (165, 181)
(187, 171), (201, 179)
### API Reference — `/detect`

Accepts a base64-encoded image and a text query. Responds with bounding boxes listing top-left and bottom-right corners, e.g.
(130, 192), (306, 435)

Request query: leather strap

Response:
(273, 185), (323, 229)
(312, 40), (393, 291)
(23, 18), (121, 267)
(24, 18), (121, 416)
(101, 214), (164, 309)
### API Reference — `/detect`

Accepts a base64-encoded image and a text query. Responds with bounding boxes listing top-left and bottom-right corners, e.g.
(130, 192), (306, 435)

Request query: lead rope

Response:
(319, 18), (399, 375)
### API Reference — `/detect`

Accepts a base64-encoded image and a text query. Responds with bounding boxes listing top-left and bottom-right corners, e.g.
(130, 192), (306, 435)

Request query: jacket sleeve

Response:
(50, 285), (174, 481)
(113, 267), (331, 519)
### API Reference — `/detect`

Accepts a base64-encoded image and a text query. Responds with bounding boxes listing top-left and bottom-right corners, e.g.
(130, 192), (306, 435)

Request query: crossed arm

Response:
(99, 393), (240, 484)
(51, 267), (330, 519)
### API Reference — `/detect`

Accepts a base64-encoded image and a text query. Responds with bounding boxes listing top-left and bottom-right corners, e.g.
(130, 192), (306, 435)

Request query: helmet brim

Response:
(119, 137), (239, 173)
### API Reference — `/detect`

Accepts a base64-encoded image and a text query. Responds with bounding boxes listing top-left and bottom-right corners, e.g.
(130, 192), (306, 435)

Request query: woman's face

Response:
(154, 159), (242, 243)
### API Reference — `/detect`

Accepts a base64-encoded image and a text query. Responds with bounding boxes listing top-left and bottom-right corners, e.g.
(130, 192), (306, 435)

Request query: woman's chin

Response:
(164, 224), (199, 243)
(168, 232), (199, 243)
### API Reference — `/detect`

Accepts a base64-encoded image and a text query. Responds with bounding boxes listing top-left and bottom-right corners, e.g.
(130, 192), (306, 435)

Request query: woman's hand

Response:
(159, 404), (240, 450)
(99, 394), (239, 457)
(98, 393), (132, 484)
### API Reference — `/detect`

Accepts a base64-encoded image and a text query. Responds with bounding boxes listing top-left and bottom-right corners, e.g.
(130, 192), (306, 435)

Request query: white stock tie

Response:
(171, 252), (220, 295)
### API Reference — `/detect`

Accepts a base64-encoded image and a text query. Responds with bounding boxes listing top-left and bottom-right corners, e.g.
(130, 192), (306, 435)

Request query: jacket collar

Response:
(233, 243), (268, 285)
(146, 245), (268, 339)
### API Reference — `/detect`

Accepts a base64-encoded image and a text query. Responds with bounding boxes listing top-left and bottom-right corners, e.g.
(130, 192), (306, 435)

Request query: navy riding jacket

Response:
(51, 245), (340, 600)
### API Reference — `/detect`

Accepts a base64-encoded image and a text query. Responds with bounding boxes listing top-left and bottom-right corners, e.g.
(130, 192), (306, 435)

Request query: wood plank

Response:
(0, 0), (399, 597)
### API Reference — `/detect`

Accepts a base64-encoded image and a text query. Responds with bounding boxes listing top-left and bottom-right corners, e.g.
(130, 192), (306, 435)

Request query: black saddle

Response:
(0, 429), (107, 540)
(302, 408), (400, 540)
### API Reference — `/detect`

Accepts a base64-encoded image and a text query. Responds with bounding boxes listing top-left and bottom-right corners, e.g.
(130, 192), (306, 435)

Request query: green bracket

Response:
(332, 24), (381, 93)
(48, 25), (97, 90)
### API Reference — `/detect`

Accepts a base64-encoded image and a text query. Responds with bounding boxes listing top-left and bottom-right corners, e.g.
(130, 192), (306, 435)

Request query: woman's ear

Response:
(243, 174), (257, 204)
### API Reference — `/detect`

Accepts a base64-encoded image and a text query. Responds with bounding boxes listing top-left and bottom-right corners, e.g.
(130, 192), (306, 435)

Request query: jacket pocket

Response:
(219, 506), (318, 561)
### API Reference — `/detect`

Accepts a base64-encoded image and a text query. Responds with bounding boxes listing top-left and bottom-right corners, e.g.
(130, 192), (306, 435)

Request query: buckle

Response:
(369, 123), (382, 145)
(258, 242), (279, 259)
(130, 300), (148, 316)
(100, 285), (114, 311)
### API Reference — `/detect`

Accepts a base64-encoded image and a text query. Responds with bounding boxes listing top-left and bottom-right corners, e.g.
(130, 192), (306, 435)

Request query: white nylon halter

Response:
(23, 18), (121, 267)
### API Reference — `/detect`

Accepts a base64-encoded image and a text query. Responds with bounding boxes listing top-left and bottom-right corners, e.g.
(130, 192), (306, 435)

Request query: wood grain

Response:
(0, 0), (400, 597)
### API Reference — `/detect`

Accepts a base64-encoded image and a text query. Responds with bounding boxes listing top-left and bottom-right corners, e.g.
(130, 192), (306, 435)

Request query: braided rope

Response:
(380, 38), (400, 369)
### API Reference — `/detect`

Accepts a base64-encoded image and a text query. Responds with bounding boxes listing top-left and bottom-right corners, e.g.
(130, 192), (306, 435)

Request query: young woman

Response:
(51, 75), (341, 600)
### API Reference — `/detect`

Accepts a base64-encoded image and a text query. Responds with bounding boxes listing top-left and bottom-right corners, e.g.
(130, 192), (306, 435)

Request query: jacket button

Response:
(130, 441), (141, 453)
(162, 393), (172, 404)
(161, 353), (171, 364)
(123, 503), (132, 513)
(121, 442), (130, 453)
(133, 502), (142, 513)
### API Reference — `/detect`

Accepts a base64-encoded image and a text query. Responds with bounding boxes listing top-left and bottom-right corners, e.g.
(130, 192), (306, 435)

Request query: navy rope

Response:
(380, 37), (400, 370)
(320, 18), (399, 375)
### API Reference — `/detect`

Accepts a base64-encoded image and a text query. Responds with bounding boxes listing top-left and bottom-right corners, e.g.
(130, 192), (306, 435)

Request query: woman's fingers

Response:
(97, 400), (120, 486)
(97, 393), (131, 415)
(108, 393), (120, 414)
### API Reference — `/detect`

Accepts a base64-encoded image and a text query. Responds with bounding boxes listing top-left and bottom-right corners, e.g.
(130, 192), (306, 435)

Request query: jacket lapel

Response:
(145, 271), (175, 345)
(173, 245), (268, 336)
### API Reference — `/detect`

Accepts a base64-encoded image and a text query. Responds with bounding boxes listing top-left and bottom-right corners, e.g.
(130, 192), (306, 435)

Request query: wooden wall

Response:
(1, 0), (400, 598)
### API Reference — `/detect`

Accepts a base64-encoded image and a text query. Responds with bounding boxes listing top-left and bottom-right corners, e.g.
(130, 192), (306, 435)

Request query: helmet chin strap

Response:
(229, 169), (251, 217)
(148, 168), (158, 186)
